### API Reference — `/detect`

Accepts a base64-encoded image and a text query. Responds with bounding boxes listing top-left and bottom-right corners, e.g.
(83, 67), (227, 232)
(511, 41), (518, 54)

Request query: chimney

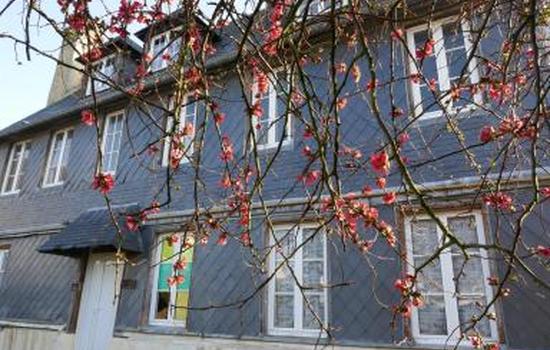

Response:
(46, 34), (86, 106)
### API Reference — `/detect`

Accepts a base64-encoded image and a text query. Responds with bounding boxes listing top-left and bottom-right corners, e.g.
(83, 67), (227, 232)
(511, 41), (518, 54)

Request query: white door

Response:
(75, 253), (124, 350)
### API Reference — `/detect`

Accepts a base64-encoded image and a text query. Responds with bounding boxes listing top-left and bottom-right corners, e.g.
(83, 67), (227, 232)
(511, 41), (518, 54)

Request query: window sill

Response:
(413, 337), (499, 349)
(256, 140), (294, 154)
(0, 190), (20, 197)
(413, 104), (483, 126)
(42, 182), (64, 189)
(267, 328), (327, 339)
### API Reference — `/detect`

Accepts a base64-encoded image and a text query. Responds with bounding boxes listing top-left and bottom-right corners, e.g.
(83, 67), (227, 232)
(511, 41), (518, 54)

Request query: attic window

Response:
(298, 0), (345, 17)
(150, 28), (182, 72)
(86, 55), (116, 95)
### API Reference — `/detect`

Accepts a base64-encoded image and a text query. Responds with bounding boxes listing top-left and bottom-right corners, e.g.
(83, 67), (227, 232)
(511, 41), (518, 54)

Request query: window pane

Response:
(417, 295), (447, 335)
(274, 295), (294, 328)
(103, 114), (124, 173)
(411, 219), (439, 255)
(15, 143), (31, 191)
(174, 291), (189, 321)
(46, 133), (64, 184)
(273, 229), (297, 258)
(446, 49), (468, 81)
(458, 297), (491, 337)
(419, 85), (440, 113)
(0, 251), (7, 272)
(303, 294), (325, 329)
(275, 265), (294, 292)
(442, 23), (465, 50)
(415, 257), (444, 293)
(303, 230), (324, 259)
(59, 131), (73, 182)
(448, 216), (478, 249)
(452, 256), (485, 295)
(155, 292), (170, 320)
(303, 261), (324, 288)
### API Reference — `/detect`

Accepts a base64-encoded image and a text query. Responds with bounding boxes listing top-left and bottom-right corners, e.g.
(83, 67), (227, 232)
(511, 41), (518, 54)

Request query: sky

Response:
(0, 1), (62, 129)
(0, 0), (238, 130)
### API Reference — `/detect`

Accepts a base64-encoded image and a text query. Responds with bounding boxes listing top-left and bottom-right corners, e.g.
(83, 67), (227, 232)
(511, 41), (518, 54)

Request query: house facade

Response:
(0, 2), (549, 350)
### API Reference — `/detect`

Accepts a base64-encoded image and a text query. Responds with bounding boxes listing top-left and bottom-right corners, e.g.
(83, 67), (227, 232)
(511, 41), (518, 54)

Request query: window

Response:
(0, 248), (8, 287)
(150, 29), (182, 72)
(404, 212), (498, 344)
(298, 0), (345, 17)
(161, 96), (197, 167)
(101, 111), (125, 174)
(406, 19), (481, 119)
(1, 141), (31, 195)
(251, 71), (292, 150)
(87, 55), (116, 94)
(150, 233), (194, 326)
(43, 129), (73, 187)
(267, 224), (328, 337)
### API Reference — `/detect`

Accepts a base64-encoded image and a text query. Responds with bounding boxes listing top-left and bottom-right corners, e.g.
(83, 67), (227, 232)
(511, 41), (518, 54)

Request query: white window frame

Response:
(149, 232), (193, 327)
(406, 18), (482, 120)
(267, 223), (329, 337)
(86, 54), (116, 95)
(161, 95), (197, 167)
(297, 0), (347, 18)
(43, 128), (73, 187)
(404, 211), (498, 345)
(0, 248), (9, 287)
(150, 27), (182, 72)
(251, 71), (293, 151)
(100, 110), (125, 175)
(1, 140), (31, 195)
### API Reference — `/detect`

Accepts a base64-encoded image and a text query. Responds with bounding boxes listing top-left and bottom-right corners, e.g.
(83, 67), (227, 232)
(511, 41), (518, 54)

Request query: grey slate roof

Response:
(39, 204), (145, 256)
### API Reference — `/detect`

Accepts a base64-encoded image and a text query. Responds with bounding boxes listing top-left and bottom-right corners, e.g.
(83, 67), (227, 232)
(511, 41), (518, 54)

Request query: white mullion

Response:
(433, 25), (452, 111)
(461, 20), (482, 105)
(295, 227), (304, 331)
(149, 235), (162, 325)
(162, 114), (174, 167)
(322, 231), (328, 329)
(54, 132), (68, 184)
(474, 212), (499, 340)
(2, 146), (16, 193)
(101, 116), (111, 172)
(43, 136), (57, 187)
(168, 239), (179, 323)
(12, 142), (27, 192)
(268, 229), (276, 332)
(436, 214), (459, 339)
(268, 81), (278, 147)
(406, 29), (424, 118)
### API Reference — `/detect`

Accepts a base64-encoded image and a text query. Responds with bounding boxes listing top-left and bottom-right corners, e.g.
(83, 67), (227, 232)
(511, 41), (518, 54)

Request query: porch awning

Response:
(39, 204), (145, 256)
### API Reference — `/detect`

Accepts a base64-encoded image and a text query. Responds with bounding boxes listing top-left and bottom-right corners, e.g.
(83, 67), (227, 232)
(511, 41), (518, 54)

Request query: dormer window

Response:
(298, 0), (345, 17)
(86, 55), (116, 95)
(150, 28), (182, 72)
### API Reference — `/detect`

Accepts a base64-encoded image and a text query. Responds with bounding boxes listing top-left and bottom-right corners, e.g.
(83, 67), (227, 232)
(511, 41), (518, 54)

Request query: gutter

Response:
(0, 224), (65, 238)
(146, 167), (550, 223)
(0, 320), (65, 331)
